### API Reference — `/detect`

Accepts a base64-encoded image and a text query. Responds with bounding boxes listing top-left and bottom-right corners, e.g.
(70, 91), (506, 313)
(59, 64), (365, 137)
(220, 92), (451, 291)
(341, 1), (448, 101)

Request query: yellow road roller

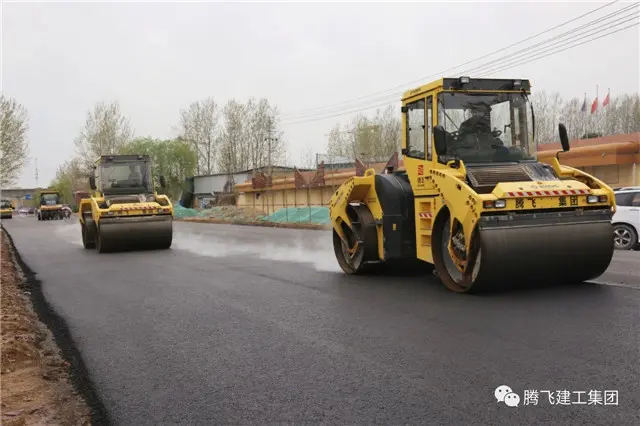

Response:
(329, 77), (616, 293)
(78, 154), (174, 253)
(0, 199), (13, 219)
(37, 190), (65, 220)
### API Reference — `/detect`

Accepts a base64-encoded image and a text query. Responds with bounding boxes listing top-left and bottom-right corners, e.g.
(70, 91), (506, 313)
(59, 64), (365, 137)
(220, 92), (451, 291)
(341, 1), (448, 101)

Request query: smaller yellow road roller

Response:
(78, 154), (174, 253)
(37, 190), (65, 220)
(0, 199), (13, 219)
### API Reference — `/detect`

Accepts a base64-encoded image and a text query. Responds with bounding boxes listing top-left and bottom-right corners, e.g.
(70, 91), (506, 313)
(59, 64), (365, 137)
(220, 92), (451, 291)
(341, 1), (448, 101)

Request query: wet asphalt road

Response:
(2, 216), (639, 425)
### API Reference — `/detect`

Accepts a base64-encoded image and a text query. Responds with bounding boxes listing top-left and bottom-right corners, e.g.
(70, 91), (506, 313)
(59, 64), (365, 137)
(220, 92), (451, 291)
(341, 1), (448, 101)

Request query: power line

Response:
(477, 21), (639, 78)
(282, 1), (635, 123)
(458, 2), (639, 77)
(280, 0), (621, 119)
(281, 5), (638, 125)
(282, 19), (637, 127)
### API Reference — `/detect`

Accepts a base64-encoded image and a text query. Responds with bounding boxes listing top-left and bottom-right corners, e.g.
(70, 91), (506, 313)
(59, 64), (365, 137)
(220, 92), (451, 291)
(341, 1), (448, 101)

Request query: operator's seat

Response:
(128, 165), (142, 185)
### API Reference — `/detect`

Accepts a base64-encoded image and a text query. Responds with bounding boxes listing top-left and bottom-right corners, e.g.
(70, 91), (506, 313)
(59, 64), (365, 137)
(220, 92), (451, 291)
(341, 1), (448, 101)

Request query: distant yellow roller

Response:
(329, 76), (615, 293)
(37, 190), (65, 220)
(0, 199), (13, 219)
(78, 154), (174, 253)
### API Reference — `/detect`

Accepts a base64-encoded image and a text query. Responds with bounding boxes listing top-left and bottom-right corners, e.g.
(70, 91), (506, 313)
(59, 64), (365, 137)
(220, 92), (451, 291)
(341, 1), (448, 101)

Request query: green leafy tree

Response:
(119, 137), (197, 200)
(49, 158), (84, 206)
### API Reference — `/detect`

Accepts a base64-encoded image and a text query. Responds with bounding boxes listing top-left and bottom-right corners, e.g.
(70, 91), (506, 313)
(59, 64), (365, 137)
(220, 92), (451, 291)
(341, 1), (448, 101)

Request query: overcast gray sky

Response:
(3, 0), (639, 188)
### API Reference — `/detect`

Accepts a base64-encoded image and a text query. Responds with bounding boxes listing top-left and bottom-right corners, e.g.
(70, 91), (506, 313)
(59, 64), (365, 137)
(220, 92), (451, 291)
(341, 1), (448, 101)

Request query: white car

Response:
(612, 186), (640, 250)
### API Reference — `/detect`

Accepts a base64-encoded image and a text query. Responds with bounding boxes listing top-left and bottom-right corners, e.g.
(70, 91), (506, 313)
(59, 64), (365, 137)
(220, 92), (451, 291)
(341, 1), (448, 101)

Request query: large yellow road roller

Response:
(78, 154), (174, 253)
(330, 77), (616, 293)
(0, 199), (13, 219)
(37, 190), (65, 220)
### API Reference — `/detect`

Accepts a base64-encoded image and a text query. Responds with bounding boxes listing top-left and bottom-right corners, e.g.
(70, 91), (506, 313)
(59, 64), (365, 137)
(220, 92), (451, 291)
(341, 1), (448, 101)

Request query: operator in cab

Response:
(455, 102), (508, 157)
(459, 102), (493, 135)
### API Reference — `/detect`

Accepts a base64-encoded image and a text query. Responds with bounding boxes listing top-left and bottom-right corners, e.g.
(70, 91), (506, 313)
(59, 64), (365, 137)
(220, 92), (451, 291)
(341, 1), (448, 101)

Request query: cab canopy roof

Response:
(95, 154), (151, 164)
(401, 77), (531, 102)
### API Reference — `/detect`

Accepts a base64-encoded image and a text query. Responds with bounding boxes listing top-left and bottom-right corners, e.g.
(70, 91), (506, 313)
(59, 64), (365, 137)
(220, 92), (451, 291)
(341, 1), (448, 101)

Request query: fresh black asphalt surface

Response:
(2, 216), (639, 425)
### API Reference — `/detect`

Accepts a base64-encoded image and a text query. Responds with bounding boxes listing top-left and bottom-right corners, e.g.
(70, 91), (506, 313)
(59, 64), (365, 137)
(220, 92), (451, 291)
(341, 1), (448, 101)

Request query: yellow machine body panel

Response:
(329, 76), (616, 293)
(330, 169), (385, 260)
(79, 196), (174, 226)
(0, 199), (13, 218)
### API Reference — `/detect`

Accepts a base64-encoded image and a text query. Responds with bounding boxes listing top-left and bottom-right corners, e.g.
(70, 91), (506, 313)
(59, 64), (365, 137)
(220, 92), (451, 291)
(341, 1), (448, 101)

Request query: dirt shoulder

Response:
(1, 228), (92, 425)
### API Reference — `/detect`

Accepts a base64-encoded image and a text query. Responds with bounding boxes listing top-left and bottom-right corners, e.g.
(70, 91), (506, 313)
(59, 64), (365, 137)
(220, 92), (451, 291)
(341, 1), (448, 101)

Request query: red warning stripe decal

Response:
(418, 212), (433, 218)
(506, 189), (589, 197)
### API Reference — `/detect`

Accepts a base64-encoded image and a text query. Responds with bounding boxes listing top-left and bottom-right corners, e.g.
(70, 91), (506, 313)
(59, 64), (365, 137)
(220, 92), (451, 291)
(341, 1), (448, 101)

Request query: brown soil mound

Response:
(1, 229), (91, 425)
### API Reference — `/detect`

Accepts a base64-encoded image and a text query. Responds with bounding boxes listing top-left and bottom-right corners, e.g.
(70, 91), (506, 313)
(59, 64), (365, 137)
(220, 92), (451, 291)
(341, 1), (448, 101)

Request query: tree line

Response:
(1, 90), (638, 205)
(49, 97), (287, 204)
(531, 90), (640, 143)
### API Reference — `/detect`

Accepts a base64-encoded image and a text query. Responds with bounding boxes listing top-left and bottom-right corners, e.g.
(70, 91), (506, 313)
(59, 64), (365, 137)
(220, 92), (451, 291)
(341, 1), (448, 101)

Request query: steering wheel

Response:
(491, 129), (503, 138)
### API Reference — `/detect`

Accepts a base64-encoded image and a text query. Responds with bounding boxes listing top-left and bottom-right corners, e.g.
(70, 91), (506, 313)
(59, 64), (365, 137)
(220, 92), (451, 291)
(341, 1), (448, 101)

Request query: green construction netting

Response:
(266, 207), (330, 224)
(173, 203), (330, 224)
(172, 204), (203, 218)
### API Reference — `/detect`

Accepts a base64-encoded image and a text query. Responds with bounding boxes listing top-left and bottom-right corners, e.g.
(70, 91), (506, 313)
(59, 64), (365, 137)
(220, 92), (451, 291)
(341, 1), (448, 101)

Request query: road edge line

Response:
(1, 225), (112, 425)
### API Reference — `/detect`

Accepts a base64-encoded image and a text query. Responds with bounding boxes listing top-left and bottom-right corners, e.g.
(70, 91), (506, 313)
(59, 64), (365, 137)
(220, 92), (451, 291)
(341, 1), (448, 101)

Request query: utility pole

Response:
(265, 117), (279, 178)
(35, 157), (39, 188)
(265, 117), (279, 216)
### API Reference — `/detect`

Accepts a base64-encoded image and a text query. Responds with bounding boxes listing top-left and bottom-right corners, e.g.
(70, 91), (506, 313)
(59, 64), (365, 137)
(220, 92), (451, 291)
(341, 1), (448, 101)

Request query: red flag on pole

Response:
(602, 89), (610, 107)
(591, 96), (598, 114)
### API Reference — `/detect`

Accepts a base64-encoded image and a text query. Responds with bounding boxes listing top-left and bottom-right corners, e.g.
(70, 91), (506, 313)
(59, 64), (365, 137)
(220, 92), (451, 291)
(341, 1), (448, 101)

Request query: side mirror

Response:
(159, 176), (166, 189)
(89, 176), (96, 190)
(433, 125), (448, 156)
(558, 123), (570, 152)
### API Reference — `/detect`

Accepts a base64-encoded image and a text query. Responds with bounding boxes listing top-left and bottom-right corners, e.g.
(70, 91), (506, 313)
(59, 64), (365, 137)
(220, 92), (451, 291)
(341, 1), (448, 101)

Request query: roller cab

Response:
(79, 154), (174, 253)
(37, 190), (65, 220)
(0, 199), (13, 219)
(330, 77), (616, 293)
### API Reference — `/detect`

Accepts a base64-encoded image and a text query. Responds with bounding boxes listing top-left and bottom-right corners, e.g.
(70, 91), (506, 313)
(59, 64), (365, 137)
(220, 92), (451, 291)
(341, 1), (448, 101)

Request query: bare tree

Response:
(547, 92), (640, 142)
(372, 105), (402, 159)
(0, 95), (30, 188)
(327, 105), (401, 163)
(218, 100), (245, 175)
(216, 98), (287, 175)
(245, 98), (272, 169)
(74, 101), (133, 172)
(263, 105), (286, 169)
(179, 97), (220, 175)
(298, 145), (316, 169)
(531, 90), (563, 144)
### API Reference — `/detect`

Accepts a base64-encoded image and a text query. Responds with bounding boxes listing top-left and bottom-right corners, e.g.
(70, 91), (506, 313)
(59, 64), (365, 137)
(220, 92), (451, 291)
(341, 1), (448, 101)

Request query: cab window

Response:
(405, 99), (425, 159)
